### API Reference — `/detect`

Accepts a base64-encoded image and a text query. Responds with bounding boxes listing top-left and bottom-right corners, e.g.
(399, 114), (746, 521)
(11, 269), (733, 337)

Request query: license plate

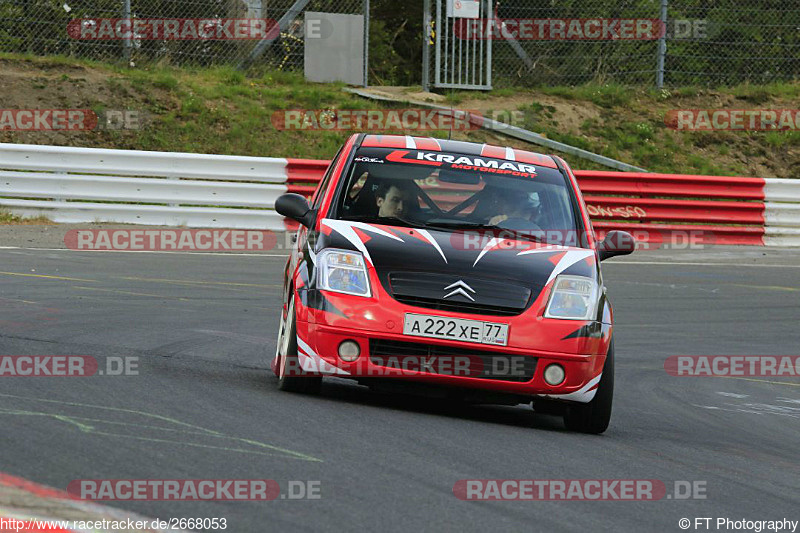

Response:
(403, 313), (509, 346)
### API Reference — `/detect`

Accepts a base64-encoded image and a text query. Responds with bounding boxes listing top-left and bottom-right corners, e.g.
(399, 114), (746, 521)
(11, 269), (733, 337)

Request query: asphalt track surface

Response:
(1, 244), (799, 532)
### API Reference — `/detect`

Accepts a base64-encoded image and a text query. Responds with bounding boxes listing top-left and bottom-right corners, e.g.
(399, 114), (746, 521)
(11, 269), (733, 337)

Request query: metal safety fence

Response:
(2, 1), (798, 88)
(424, 0), (800, 89)
(0, 0), (365, 70)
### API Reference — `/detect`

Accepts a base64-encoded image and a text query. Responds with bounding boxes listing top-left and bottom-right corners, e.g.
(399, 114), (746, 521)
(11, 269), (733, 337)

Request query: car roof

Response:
(359, 134), (559, 169)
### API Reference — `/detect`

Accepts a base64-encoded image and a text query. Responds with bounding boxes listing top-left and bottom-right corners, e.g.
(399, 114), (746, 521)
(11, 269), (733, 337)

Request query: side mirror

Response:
(597, 230), (636, 261)
(275, 193), (315, 228)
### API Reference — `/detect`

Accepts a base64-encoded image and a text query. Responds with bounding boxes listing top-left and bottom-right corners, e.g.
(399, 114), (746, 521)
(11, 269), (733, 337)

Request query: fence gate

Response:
(434, 0), (492, 90)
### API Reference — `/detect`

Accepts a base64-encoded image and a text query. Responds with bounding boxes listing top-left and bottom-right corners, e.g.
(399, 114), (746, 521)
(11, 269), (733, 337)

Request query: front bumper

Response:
(295, 321), (607, 403)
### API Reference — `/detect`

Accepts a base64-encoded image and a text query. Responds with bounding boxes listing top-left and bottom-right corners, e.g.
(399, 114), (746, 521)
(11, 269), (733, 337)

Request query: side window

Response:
(311, 147), (344, 210)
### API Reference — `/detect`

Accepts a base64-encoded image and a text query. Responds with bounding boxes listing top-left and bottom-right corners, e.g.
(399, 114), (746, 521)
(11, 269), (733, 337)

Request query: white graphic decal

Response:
(472, 237), (504, 267)
(539, 373), (602, 404)
(321, 219), (404, 264)
(297, 335), (350, 376)
(416, 229), (448, 263)
(545, 249), (595, 285)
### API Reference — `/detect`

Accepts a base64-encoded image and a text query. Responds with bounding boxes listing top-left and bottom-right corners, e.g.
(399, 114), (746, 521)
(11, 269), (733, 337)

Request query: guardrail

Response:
(0, 143), (289, 229)
(576, 170), (770, 247)
(285, 160), (800, 247)
(1, 143), (798, 246)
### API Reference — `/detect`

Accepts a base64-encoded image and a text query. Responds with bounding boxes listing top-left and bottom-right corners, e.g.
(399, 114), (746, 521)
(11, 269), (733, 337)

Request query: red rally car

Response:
(272, 134), (634, 433)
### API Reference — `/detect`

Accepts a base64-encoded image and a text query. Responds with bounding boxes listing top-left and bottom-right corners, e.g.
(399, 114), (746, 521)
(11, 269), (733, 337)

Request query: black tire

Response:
(276, 294), (322, 394)
(563, 341), (614, 434)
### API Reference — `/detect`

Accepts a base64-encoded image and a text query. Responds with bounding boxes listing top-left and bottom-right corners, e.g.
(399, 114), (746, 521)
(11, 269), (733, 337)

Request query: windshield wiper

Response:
(344, 214), (426, 228)
(425, 220), (544, 243)
(423, 219), (484, 229)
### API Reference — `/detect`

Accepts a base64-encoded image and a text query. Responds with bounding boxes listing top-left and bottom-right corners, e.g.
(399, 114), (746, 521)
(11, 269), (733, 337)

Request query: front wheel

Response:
(563, 340), (614, 434)
(275, 293), (322, 394)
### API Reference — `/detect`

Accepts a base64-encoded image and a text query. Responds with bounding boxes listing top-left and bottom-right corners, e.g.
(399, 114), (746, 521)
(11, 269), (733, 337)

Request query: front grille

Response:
(369, 338), (537, 383)
(391, 295), (522, 316)
(388, 272), (533, 317)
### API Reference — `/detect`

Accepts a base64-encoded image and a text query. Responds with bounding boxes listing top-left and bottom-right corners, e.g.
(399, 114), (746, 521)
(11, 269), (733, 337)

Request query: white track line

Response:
(612, 260), (800, 268)
(0, 246), (287, 257)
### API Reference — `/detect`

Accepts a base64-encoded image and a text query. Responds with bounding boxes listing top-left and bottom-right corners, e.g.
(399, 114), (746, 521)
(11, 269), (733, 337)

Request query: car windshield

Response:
(336, 146), (581, 246)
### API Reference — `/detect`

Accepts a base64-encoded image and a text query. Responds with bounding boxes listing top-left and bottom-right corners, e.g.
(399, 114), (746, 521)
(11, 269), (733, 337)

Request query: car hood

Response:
(317, 219), (597, 310)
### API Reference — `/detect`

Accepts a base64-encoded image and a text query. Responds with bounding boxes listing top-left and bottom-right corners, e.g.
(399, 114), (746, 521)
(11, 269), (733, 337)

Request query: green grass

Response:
(0, 211), (21, 223)
(95, 62), (393, 157)
(2, 52), (798, 176)
(0, 210), (52, 224)
(764, 130), (800, 147)
(726, 82), (800, 103)
(0, 52), (408, 157)
(539, 83), (634, 108)
(443, 83), (635, 108)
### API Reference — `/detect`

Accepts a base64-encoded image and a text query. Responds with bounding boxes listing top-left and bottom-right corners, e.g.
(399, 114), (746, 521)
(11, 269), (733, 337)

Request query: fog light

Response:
(543, 364), (565, 385)
(338, 340), (361, 362)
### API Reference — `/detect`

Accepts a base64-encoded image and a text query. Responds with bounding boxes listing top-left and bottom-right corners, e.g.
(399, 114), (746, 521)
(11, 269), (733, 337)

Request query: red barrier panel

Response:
(583, 197), (765, 225)
(286, 159), (329, 181)
(286, 159), (329, 196)
(592, 222), (765, 246)
(576, 171), (766, 245)
(575, 170), (765, 200)
(281, 159), (768, 246)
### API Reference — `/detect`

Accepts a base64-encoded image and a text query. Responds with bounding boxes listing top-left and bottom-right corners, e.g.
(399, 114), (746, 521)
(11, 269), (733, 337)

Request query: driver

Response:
(482, 187), (539, 226)
(375, 179), (414, 218)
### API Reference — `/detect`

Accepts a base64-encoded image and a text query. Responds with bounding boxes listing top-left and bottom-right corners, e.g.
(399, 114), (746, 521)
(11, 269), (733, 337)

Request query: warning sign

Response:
(447, 0), (480, 19)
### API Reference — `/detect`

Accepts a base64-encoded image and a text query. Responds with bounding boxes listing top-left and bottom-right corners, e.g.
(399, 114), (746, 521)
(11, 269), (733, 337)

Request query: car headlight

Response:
(544, 275), (599, 320)
(318, 249), (371, 297)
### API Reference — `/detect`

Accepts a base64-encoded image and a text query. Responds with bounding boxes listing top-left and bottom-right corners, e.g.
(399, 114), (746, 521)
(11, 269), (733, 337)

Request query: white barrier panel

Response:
(0, 172), (285, 208)
(765, 202), (800, 228)
(765, 179), (800, 203)
(0, 143), (289, 182)
(0, 198), (285, 230)
(764, 227), (800, 248)
(764, 178), (800, 247)
(0, 143), (291, 229)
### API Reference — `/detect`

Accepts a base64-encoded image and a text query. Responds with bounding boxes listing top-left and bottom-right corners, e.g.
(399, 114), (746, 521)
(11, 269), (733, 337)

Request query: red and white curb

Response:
(0, 473), (186, 532)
